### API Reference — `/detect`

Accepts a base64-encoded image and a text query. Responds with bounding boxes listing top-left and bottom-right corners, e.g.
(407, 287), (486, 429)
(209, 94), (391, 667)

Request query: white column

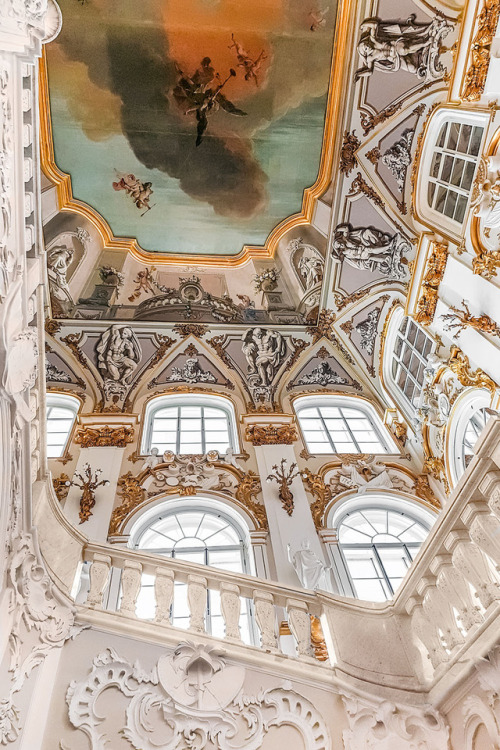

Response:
(253, 442), (329, 588)
(19, 647), (63, 750)
(249, 530), (271, 579)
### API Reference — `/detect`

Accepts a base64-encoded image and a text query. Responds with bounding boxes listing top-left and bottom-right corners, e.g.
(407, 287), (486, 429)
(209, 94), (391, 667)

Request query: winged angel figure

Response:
(173, 58), (247, 146)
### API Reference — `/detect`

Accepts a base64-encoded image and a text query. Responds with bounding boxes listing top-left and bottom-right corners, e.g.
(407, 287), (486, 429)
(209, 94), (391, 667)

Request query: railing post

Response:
(431, 554), (482, 632)
(220, 582), (242, 642)
(85, 553), (111, 609)
(287, 598), (313, 658)
(119, 560), (142, 617)
(154, 568), (174, 625)
(419, 577), (464, 652)
(188, 574), (207, 634)
(408, 598), (448, 670)
(447, 530), (500, 610)
(254, 590), (278, 652)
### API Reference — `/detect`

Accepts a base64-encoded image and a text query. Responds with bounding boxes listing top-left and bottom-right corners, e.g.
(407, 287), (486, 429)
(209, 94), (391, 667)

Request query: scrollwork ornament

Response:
(245, 423), (297, 446)
(447, 346), (498, 393)
(66, 643), (330, 750)
(1, 533), (85, 744)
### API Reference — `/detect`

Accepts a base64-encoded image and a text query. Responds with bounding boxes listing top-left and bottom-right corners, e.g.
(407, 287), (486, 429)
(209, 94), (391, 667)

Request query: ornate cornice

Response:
(415, 242), (448, 326)
(245, 424), (298, 446)
(75, 425), (135, 448)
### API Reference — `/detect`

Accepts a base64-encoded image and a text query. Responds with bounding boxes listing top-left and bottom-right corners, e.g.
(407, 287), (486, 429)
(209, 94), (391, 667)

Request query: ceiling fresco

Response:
(44, 0), (336, 257)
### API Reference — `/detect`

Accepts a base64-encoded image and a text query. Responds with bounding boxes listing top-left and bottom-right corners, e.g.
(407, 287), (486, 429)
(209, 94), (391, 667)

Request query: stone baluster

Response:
(220, 582), (242, 642)
(119, 560), (142, 617)
(254, 590), (278, 652)
(468, 512), (500, 570)
(431, 555), (482, 632)
(85, 553), (111, 609)
(486, 483), (500, 521)
(287, 598), (313, 658)
(447, 531), (500, 610)
(188, 574), (207, 634)
(409, 601), (448, 670)
(154, 568), (174, 625)
(420, 577), (465, 651)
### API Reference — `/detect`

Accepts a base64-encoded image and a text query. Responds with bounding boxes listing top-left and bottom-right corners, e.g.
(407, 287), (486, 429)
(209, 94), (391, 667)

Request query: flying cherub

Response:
(228, 34), (267, 86)
(112, 172), (154, 214)
(309, 7), (329, 31)
(173, 59), (247, 146)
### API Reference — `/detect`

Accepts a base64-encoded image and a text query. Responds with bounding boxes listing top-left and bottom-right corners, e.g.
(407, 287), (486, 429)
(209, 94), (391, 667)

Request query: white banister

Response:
(220, 582), (242, 642)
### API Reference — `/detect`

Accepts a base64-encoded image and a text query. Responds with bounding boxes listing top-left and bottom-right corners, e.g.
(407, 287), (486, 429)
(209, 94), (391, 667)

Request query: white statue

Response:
(47, 244), (74, 312)
(337, 461), (394, 494)
(355, 14), (452, 81)
(222, 446), (242, 471)
(242, 327), (287, 386)
(298, 253), (324, 290)
(142, 447), (161, 472)
(287, 540), (330, 591)
(96, 325), (142, 383)
(332, 223), (408, 280)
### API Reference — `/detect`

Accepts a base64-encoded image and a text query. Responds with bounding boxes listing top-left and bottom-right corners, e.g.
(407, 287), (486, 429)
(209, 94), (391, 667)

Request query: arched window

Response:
(427, 120), (483, 224)
(448, 390), (492, 484)
(416, 109), (487, 235)
(295, 396), (391, 455)
(46, 393), (79, 458)
(338, 507), (429, 601)
(142, 395), (239, 455)
(132, 504), (253, 640)
(391, 315), (434, 410)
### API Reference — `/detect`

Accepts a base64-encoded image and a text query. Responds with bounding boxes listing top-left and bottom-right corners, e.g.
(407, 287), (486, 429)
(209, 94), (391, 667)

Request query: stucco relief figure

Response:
(242, 327), (287, 386)
(297, 361), (349, 386)
(355, 308), (381, 356)
(166, 358), (216, 384)
(142, 447), (162, 472)
(298, 253), (324, 290)
(382, 129), (414, 190)
(287, 540), (331, 590)
(288, 237), (324, 291)
(332, 223), (409, 280)
(47, 244), (74, 314)
(355, 14), (452, 81)
(96, 325), (142, 384)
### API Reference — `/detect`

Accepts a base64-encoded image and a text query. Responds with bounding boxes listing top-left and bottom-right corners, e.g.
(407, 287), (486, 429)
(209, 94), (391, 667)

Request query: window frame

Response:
(46, 392), (80, 459)
(294, 395), (396, 456)
(141, 394), (240, 456)
(446, 388), (492, 486)
(326, 495), (435, 601)
(383, 308), (435, 419)
(416, 108), (488, 239)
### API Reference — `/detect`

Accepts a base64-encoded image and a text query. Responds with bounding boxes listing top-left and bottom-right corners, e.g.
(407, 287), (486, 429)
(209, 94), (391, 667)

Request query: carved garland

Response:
(75, 425), (135, 448)
(415, 242), (448, 326)
(462, 0), (500, 102)
(245, 424), (298, 446)
(348, 172), (385, 208)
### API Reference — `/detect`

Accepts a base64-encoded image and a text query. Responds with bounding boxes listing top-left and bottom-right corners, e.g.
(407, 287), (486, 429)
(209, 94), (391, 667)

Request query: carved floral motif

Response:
(75, 425), (135, 448)
(448, 347), (498, 393)
(245, 423), (298, 445)
(441, 300), (500, 339)
(415, 242), (448, 326)
(340, 130), (361, 175)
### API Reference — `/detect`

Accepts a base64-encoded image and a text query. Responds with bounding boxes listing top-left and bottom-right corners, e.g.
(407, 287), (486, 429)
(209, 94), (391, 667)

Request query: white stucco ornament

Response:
(66, 642), (330, 750)
(342, 694), (450, 750)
